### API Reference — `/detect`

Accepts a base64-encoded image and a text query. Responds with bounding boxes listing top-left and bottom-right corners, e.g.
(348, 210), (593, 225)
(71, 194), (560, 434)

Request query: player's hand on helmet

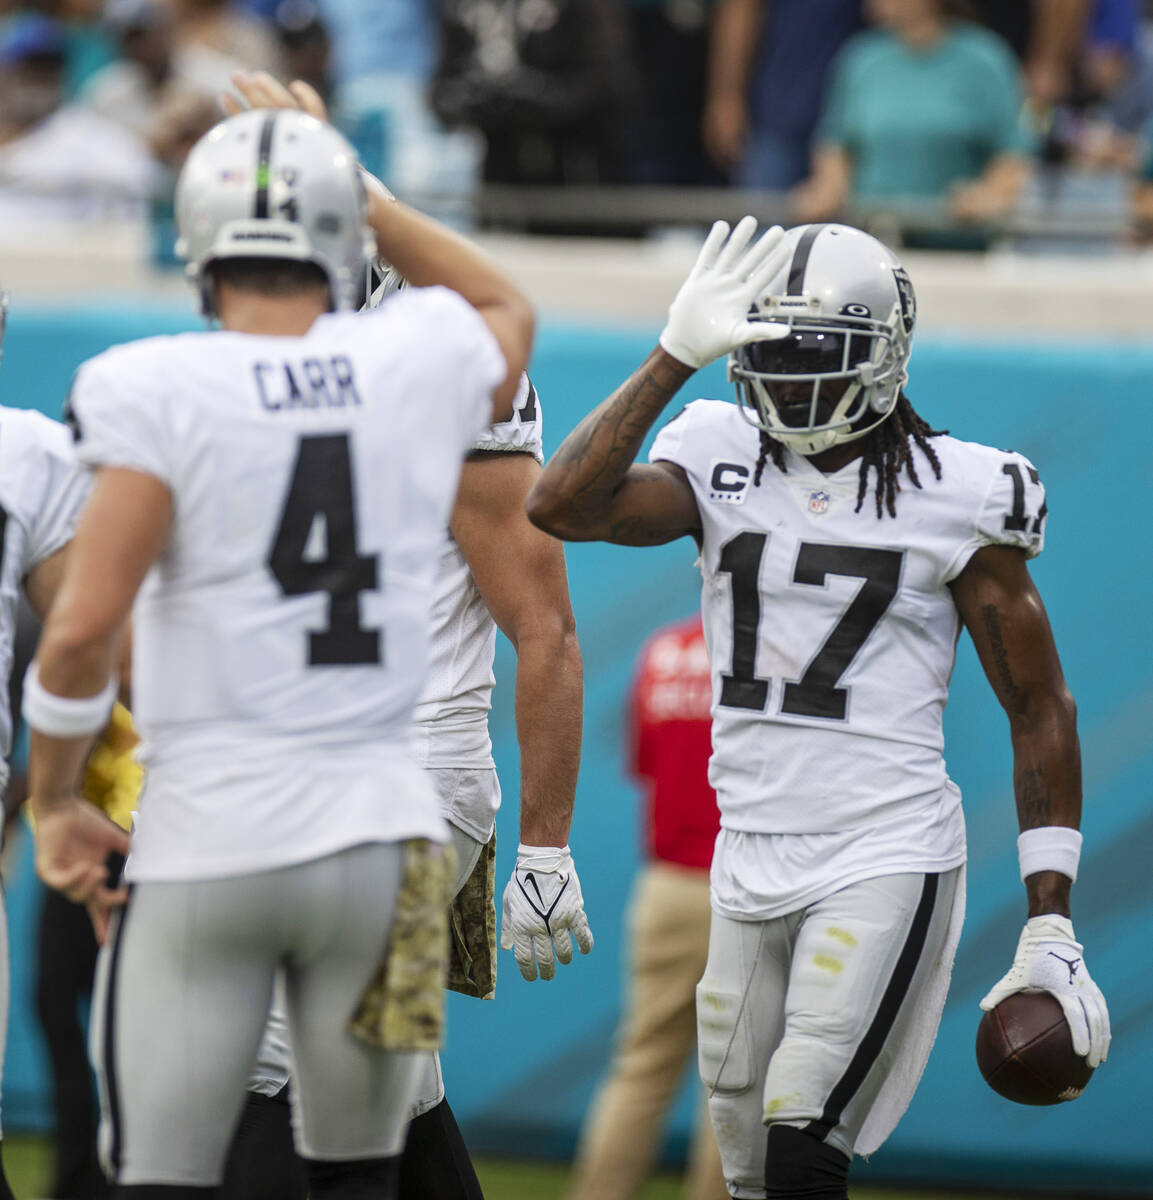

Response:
(33, 797), (131, 944)
(659, 216), (791, 370)
(980, 915), (1110, 1068)
(220, 70), (330, 124)
(219, 71), (396, 216)
(500, 844), (593, 982)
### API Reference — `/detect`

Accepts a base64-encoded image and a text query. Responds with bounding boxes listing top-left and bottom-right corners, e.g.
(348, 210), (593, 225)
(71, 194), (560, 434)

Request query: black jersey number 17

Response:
(718, 532), (903, 720)
(268, 433), (382, 666)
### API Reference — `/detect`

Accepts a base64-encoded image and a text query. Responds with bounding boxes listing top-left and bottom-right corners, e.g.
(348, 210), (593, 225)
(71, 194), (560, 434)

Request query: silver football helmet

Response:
(175, 108), (375, 315)
(728, 223), (916, 456)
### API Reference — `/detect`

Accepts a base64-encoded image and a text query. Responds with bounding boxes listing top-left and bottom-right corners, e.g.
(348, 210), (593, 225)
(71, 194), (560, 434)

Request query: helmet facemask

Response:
(730, 299), (909, 456)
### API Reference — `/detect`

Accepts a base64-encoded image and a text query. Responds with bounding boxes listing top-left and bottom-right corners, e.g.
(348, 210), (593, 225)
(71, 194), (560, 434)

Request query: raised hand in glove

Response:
(658, 216), (791, 370)
(980, 915), (1110, 1068)
(501, 844), (593, 982)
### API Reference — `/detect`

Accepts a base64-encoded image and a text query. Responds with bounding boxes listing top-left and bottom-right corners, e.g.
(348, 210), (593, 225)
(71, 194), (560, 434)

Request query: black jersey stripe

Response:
(786, 224), (828, 295)
(803, 872), (941, 1141)
(254, 113), (278, 219)
(102, 886), (135, 1176)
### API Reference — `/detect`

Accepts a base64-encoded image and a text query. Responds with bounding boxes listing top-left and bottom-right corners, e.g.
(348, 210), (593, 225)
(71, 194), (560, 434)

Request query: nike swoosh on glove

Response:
(980, 915), (1110, 1068)
(500, 843), (593, 982)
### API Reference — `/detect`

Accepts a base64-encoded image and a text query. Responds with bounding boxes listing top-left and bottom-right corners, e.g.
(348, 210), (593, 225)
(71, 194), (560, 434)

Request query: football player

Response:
(526, 220), (1110, 1199)
(218, 72), (592, 1200)
(0, 285), (95, 1200)
(23, 105), (534, 1200)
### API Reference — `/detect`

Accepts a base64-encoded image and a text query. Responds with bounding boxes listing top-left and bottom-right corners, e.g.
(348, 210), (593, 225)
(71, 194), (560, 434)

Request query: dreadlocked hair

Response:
(751, 393), (947, 518)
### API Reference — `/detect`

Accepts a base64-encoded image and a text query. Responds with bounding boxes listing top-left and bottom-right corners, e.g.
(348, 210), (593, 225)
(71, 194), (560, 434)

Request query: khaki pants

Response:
(569, 862), (726, 1200)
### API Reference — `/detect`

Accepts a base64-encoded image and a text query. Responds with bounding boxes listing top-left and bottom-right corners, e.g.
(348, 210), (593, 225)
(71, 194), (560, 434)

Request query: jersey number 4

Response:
(718, 532), (903, 720)
(268, 433), (382, 666)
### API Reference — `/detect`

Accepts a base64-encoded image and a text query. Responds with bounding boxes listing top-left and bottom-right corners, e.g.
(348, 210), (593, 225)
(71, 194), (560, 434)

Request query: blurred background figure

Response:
(568, 614), (724, 1200)
(80, 0), (240, 138)
(791, 0), (1031, 235)
(301, 0), (475, 214)
(0, 11), (159, 232)
(965, 0), (1090, 117)
(270, 0), (331, 104)
(702, 0), (864, 190)
(623, 0), (723, 186)
(431, 0), (635, 197)
(165, 0), (283, 76)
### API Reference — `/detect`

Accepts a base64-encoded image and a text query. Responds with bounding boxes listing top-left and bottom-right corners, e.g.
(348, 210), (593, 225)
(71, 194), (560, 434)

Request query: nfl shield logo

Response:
(809, 490), (830, 515)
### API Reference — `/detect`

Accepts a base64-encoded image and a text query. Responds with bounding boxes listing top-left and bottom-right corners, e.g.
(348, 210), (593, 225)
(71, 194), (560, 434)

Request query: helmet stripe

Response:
(786, 224), (828, 295)
(253, 113), (278, 219)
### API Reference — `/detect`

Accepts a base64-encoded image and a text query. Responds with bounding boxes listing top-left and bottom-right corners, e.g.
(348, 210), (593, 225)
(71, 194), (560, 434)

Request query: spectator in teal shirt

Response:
(793, 0), (1032, 228)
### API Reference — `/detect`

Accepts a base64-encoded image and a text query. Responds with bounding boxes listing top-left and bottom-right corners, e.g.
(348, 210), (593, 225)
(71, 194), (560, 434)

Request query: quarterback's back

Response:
(69, 286), (502, 768)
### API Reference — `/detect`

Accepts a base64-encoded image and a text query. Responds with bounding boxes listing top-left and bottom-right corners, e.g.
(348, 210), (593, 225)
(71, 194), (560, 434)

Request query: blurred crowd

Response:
(4, 0), (1153, 246)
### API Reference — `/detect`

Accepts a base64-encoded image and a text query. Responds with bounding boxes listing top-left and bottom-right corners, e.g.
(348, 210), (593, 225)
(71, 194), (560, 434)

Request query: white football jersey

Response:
(69, 286), (504, 882)
(408, 376), (542, 841)
(651, 399), (1046, 856)
(0, 407), (91, 786)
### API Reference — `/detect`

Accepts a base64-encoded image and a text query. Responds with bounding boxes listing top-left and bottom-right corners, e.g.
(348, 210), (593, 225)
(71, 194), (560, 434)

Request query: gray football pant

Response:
(698, 868), (963, 1199)
(251, 822), (484, 1116)
(90, 842), (423, 1187)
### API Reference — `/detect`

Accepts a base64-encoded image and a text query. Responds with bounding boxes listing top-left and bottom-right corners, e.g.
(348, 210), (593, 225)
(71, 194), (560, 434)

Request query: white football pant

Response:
(697, 868), (964, 1199)
(90, 842), (421, 1186)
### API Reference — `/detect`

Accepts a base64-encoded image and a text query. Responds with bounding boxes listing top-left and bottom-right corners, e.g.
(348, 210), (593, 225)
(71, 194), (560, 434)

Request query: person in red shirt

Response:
(569, 615), (726, 1200)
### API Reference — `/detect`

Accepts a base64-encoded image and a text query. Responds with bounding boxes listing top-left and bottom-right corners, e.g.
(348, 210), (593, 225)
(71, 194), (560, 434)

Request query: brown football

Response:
(976, 991), (1093, 1105)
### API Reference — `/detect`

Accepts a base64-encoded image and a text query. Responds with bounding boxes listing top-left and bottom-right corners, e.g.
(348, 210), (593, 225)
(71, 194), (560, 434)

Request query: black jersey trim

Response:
(803, 872), (940, 1141)
(786, 224), (828, 295)
(254, 113), (278, 219)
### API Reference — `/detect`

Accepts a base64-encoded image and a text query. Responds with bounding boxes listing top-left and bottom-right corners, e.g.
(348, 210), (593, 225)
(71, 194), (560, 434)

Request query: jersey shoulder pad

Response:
(0, 405), (90, 569)
(472, 374), (542, 460)
(941, 436), (1048, 560)
(0, 404), (73, 459)
(69, 337), (178, 483)
(649, 397), (744, 467)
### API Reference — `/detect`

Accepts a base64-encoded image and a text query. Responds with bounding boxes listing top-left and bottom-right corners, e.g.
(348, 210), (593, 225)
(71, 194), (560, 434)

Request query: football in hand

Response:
(976, 991), (1093, 1105)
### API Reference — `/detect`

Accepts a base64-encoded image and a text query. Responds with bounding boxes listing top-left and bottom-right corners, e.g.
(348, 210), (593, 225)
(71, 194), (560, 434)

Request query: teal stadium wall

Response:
(1, 306), (1150, 1194)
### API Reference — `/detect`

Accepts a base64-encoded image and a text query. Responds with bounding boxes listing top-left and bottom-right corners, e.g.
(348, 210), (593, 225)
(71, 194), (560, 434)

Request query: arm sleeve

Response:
(22, 415), (93, 571)
(471, 374), (544, 461)
(68, 350), (176, 488)
(947, 450), (1047, 581)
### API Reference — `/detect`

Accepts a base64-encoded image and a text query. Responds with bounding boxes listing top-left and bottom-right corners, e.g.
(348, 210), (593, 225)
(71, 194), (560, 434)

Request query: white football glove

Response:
(500, 844), (593, 982)
(658, 216), (792, 370)
(980, 915), (1110, 1068)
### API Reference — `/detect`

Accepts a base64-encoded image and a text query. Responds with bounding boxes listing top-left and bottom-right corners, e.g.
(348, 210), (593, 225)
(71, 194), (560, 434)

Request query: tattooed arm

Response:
(526, 347), (703, 545)
(529, 217), (791, 546)
(950, 544), (1081, 917)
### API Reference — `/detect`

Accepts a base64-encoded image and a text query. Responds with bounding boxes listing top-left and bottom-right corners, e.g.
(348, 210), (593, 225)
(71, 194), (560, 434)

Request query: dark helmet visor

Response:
(737, 328), (874, 376)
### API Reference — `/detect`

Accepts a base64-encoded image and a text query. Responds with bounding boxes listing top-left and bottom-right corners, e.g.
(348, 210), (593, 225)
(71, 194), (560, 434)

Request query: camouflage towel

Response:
(348, 838), (457, 1052)
(447, 829), (497, 1000)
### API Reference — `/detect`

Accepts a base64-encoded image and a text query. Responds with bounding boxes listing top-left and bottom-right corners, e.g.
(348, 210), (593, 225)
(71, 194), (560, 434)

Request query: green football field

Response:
(1, 1134), (1013, 1199)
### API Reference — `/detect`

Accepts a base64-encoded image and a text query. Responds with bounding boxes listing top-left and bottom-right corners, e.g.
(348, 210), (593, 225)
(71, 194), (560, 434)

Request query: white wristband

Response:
(1018, 826), (1082, 883)
(22, 663), (117, 739)
(516, 843), (571, 872)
